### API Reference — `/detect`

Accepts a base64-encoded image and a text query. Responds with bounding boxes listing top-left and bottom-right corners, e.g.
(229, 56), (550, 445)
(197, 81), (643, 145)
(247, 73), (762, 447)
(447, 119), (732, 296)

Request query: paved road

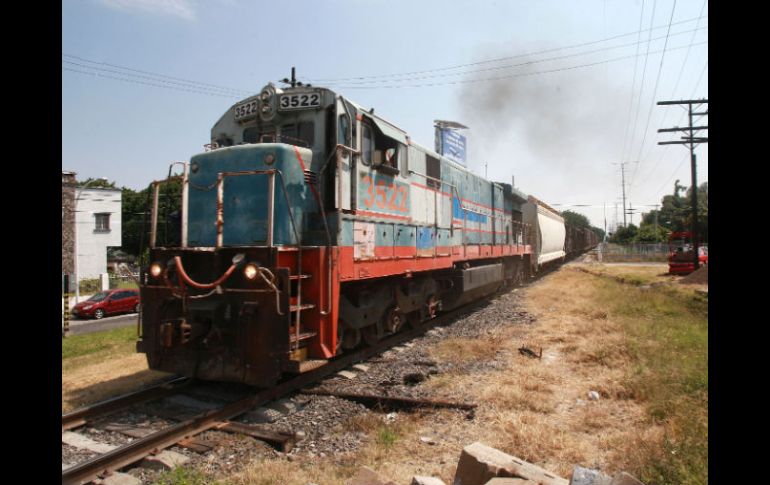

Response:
(67, 313), (139, 336)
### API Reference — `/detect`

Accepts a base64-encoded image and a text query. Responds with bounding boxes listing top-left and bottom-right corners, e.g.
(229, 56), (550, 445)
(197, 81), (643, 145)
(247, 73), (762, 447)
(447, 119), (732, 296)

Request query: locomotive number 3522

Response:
(279, 93), (321, 110)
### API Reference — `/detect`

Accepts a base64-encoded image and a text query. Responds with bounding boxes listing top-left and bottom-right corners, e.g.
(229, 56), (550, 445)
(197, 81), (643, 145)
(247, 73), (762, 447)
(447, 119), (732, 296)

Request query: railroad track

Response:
(61, 293), (497, 485)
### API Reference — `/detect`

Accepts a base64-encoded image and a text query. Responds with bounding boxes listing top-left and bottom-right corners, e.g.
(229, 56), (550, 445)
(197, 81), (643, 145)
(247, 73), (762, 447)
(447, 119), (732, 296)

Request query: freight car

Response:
(137, 80), (595, 387)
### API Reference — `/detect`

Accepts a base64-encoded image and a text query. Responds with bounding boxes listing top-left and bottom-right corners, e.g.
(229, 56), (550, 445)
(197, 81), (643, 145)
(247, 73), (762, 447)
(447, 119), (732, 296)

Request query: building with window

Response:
(61, 171), (122, 285)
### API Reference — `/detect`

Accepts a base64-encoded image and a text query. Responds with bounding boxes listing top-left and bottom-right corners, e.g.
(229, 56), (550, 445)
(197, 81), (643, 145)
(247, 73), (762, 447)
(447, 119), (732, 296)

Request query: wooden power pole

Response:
(657, 99), (708, 271)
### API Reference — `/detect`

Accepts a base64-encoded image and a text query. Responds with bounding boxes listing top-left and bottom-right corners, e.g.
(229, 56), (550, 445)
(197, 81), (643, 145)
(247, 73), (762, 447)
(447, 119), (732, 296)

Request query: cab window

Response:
(280, 121), (315, 148)
(361, 123), (373, 165)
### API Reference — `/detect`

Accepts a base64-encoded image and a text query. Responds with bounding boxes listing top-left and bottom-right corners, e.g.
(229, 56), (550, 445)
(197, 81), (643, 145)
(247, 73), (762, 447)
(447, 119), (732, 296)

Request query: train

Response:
(136, 80), (598, 387)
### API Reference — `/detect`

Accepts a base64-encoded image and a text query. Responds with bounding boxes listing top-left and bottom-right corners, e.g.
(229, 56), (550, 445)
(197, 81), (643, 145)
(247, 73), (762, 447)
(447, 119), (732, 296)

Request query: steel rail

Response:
(61, 376), (190, 432)
(61, 296), (496, 485)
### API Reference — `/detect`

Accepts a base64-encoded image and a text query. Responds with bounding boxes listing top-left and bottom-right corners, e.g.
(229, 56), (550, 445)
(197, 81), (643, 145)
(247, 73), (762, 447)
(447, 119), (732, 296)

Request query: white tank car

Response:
(522, 196), (566, 273)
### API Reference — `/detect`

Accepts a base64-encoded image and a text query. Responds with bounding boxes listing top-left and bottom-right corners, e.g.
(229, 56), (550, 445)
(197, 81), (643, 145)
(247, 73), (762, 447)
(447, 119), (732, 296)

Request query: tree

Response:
(121, 179), (182, 257)
(80, 177), (117, 189)
(609, 224), (638, 244)
(561, 210), (591, 228)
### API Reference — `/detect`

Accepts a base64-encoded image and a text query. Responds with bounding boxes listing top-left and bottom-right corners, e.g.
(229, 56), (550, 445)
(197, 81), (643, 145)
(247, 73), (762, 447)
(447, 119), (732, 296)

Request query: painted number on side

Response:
(360, 175), (409, 213)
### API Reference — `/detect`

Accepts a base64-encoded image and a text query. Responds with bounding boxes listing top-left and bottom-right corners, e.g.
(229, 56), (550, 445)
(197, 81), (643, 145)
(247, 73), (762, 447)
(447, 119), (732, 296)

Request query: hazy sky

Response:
(62, 0), (708, 229)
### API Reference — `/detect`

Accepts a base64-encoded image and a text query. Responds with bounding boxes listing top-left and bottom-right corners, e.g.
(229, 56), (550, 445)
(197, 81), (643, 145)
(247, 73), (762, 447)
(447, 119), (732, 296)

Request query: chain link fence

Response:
(597, 242), (670, 262)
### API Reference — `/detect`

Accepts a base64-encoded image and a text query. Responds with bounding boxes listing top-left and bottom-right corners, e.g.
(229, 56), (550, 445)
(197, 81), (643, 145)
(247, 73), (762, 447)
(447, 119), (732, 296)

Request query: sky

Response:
(62, 0), (708, 230)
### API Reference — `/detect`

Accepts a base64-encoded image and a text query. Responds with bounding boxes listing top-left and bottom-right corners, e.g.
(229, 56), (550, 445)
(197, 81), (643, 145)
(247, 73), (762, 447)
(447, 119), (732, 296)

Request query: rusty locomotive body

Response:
(137, 81), (597, 387)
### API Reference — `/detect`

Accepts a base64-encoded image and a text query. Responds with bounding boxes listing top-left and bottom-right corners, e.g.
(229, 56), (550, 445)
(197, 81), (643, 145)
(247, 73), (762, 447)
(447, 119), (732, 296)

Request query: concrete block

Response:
(62, 431), (117, 454)
(346, 466), (389, 485)
(569, 467), (612, 485)
(96, 472), (143, 485)
(140, 449), (190, 471)
(412, 476), (447, 485)
(453, 442), (568, 485)
(337, 370), (358, 379)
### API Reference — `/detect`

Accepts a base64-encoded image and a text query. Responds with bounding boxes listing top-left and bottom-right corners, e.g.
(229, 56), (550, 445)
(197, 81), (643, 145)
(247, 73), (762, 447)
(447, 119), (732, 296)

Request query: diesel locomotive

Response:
(137, 80), (597, 387)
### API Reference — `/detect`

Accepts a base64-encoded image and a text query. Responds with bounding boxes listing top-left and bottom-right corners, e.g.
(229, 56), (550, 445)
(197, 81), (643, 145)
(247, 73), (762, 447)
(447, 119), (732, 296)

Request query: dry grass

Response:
(62, 352), (170, 412)
(429, 334), (506, 364)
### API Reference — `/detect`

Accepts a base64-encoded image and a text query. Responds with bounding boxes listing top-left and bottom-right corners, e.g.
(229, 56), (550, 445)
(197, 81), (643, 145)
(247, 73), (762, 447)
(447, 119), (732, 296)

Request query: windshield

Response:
(88, 292), (110, 302)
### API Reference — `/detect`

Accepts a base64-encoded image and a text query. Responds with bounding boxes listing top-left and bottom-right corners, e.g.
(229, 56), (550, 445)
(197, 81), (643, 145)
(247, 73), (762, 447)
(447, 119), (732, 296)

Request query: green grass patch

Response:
(62, 325), (138, 366)
(593, 276), (707, 485)
(156, 467), (229, 485)
(376, 425), (399, 449)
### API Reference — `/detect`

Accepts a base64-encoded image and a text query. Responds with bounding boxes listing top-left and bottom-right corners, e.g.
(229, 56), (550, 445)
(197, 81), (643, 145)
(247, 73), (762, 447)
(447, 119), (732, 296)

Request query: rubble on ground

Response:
(344, 442), (646, 485)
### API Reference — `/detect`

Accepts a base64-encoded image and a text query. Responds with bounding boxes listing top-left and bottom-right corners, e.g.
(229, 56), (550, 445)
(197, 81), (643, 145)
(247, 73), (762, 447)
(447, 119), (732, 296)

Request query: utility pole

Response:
(658, 99), (708, 271)
(626, 202), (636, 226)
(654, 203), (659, 242)
(603, 203), (607, 242)
(611, 161), (637, 227)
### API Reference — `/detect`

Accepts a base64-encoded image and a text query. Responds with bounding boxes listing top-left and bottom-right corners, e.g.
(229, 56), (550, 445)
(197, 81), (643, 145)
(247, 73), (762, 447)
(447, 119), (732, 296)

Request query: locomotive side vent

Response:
(304, 170), (318, 185)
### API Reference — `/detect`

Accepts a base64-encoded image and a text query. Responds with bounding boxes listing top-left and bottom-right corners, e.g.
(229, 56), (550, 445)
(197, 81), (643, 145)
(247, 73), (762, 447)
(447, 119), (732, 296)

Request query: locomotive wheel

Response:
(384, 307), (405, 334)
(423, 294), (439, 320)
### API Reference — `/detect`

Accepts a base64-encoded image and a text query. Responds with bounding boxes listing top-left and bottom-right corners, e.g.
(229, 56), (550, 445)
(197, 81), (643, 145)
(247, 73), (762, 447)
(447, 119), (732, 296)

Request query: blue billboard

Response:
(438, 128), (467, 165)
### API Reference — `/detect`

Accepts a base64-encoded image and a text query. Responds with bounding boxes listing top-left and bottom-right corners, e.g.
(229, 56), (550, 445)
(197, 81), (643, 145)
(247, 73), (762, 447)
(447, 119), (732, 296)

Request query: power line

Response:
(629, 0), (678, 186)
(62, 67), (241, 99)
(634, 60), (708, 197)
(62, 53), (251, 96)
(619, 0), (648, 166)
(332, 40), (707, 90)
(303, 14), (707, 83)
(317, 25), (706, 88)
(62, 60), (248, 98)
(624, 0), (658, 165)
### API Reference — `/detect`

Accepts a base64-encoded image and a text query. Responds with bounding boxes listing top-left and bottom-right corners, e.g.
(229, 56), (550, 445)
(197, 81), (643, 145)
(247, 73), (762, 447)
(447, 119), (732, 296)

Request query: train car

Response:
(137, 81), (536, 387)
(521, 196), (566, 273)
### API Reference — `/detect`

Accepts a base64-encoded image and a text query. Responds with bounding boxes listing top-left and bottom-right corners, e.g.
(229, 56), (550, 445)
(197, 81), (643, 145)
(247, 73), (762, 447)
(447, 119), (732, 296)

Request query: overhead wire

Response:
(635, 0), (707, 167)
(628, 0), (678, 190)
(62, 60), (247, 98)
(634, 59), (707, 190)
(316, 25), (706, 88)
(303, 14), (707, 84)
(62, 66), (241, 99)
(624, 0), (658, 166)
(619, 0), (648, 166)
(330, 41), (707, 90)
(62, 53), (251, 96)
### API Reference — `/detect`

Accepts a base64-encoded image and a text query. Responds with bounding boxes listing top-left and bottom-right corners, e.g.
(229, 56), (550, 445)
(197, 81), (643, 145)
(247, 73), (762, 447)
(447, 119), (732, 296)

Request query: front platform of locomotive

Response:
(137, 82), (338, 387)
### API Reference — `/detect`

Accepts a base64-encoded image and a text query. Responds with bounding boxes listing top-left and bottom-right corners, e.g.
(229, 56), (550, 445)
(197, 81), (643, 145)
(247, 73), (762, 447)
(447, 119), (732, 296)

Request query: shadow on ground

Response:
(63, 369), (174, 413)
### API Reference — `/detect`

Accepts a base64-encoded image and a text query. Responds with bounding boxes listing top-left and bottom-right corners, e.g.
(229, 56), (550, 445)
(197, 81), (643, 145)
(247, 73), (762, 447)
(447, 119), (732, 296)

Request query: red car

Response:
(71, 289), (140, 319)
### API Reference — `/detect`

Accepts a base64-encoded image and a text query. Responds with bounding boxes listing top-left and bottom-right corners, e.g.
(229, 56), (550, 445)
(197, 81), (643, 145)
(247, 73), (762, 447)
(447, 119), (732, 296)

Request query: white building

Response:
(75, 187), (122, 280)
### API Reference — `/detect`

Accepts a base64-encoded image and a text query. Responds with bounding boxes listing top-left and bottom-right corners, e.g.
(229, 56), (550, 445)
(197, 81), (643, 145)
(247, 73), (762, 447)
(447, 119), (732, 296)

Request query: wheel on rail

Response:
(384, 307), (405, 334)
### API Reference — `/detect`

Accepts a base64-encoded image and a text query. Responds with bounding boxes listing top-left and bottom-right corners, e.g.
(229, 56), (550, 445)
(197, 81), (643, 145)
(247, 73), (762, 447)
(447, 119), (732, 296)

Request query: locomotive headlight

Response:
(243, 263), (259, 280)
(264, 153), (275, 165)
(260, 90), (271, 102)
(149, 262), (163, 278)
